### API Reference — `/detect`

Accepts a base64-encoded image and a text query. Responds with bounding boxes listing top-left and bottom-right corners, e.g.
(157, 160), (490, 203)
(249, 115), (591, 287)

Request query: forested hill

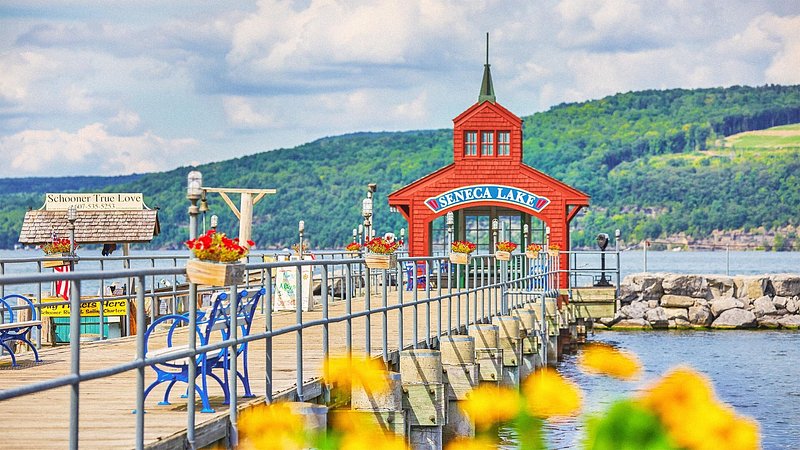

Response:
(1, 84), (799, 250)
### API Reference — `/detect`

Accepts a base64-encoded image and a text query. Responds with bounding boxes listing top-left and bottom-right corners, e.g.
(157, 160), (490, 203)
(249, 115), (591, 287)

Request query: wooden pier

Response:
(0, 289), (525, 449)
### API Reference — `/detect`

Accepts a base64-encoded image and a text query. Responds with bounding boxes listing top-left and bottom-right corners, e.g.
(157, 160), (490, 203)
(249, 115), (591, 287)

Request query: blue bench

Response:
(0, 294), (42, 367)
(141, 288), (263, 413)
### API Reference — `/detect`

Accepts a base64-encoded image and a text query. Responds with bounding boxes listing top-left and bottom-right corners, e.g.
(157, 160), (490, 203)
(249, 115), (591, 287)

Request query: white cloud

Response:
(223, 97), (281, 129)
(0, 51), (57, 105)
(0, 123), (198, 177)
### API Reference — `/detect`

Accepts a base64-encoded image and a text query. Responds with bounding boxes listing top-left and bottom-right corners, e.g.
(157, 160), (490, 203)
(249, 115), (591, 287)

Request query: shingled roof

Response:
(19, 209), (160, 245)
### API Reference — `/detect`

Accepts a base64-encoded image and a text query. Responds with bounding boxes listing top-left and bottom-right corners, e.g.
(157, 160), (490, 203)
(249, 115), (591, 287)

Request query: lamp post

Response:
(210, 214), (218, 232)
(352, 228), (357, 244)
(67, 205), (77, 257)
(523, 223), (529, 250)
(298, 220), (305, 259)
(199, 191), (209, 233)
(492, 218), (499, 250)
(400, 228), (405, 252)
(446, 211), (454, 253)
(358, 224), (364, 247)
(187, 171), (203, 241)
(362, 194), (373, 244)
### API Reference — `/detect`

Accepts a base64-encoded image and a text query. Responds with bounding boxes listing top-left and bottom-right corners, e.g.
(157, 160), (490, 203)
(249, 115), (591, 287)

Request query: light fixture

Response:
(492, 218), (499, 230)
(362, 196), (373, 218)
(187, 171), (203, 199)
(210, 214), (218, 229)
(446, 211), (454, 226)
(299, 220), (305, 233)
(67, 205), (77, 223)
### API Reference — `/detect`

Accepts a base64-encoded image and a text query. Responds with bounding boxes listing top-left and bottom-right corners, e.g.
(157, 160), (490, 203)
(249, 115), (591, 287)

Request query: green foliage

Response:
(1, 85), (799, 249)
(583, 400), (677, 450)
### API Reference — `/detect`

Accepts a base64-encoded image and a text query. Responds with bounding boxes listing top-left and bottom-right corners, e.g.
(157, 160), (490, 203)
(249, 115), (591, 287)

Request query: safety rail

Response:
(0, 249), (615, 450)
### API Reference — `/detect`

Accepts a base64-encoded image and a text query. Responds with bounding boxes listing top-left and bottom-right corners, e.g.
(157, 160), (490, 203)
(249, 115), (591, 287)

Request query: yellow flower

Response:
(323, 355), (389, 394)
(445, 436), (497, 450)
(639, 366), (760, 450)
(578, 343), (641, 380)
(459, 384), (521, 429)
(522, 367), (582, 419)
(238, 403), (306, 450)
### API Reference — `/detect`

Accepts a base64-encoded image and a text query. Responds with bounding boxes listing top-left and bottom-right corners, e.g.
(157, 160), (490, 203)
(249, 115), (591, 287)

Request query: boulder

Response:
(619, 301), (649, 320)
(711, 309), (757, 329)
(705, 275), (736, 299)
(645, 307), (668, 323)
(669, 318), (693, 329)
(773, 296), (789, 309)
(737, 276), (772, 300)
(661, 307), (689, 321)
(771, 274), (800, 297)
(688, 305), (713, 327)
(662, 274), (708, 298)
(612, 318), (652, 330)
(778, 315), (800, 330)
(753, 296), (778, 317)
(786, 298), (799, 314)
(757, 317), (781, 329)
(621, 273), (665, 300)
(710, 297), (744, 316)
(618, 284), (640, 303)
(661, 294), (696, 308)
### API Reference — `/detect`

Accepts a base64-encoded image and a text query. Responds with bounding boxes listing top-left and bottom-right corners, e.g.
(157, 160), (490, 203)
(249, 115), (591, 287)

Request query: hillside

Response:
(1, 85), (800, 250)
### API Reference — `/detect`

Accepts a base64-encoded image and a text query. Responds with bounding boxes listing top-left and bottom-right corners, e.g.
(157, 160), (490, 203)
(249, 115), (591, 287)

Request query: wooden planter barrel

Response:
(494, 251), (511, 261)
(449, 252), (469, 265)
(185, 259), (245, 286)
(364, 253), (397, 270)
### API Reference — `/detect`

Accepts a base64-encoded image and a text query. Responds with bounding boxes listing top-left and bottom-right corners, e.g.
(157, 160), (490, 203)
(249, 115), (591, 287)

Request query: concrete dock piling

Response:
(492, 316), (522, 386)
(439, 335), (478, 442)
(400, 349), (446, 449)
(468, 324), (503, 385)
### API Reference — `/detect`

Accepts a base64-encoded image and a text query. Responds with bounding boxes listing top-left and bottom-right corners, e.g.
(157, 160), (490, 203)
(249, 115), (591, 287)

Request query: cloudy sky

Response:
(1, 0), (798, 178)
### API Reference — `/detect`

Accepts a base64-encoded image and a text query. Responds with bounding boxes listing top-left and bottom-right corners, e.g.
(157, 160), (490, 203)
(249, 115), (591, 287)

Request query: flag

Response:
(54, 264), (71, 300)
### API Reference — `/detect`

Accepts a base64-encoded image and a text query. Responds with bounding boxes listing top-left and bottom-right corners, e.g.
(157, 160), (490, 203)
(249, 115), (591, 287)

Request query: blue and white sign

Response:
(424, 185), (550, 213)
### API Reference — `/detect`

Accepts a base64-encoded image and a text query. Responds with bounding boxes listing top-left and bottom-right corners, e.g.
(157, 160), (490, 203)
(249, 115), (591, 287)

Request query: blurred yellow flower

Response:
(323, 355), (389, 394)
(238, 403), (306, 450)
(445, 436), (497, 450)
(522, 367), (582, 419)
(339, 429), (409, 450)
(459, 384), (521, 429)
(639, 366), (760, 450)
(578, 343), (641, 380)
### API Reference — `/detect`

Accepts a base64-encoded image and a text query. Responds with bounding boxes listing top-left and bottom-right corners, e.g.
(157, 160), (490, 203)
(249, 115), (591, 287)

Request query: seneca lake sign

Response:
(424, 184), (550, 213)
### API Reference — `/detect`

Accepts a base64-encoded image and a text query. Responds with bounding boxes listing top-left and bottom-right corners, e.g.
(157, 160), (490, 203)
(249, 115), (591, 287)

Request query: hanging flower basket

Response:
(547, 244), (561, 257)
(43, 253), (70, 268)
(524, 250), (538, 259)
(365, 253), (397, 270)
(494, 251), (511, 261)
(449, 252), (469, 265)
(186, 259), (245, 286)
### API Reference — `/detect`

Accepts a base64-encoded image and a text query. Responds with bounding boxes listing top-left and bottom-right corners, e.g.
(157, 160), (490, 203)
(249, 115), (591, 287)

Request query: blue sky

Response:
(1, 0), (798, 178)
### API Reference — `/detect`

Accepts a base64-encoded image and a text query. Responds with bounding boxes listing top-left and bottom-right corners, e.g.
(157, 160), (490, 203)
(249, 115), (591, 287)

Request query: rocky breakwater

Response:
(596, 273), (800, 330)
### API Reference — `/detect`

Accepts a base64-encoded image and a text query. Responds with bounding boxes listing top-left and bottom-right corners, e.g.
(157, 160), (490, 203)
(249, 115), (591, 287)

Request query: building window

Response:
(498, 131), (510, 156)
(464, 131), (477, 156)
(465, 214), (491, 254)
(481, 131), (494, 156)
(430, 215), (447, 255)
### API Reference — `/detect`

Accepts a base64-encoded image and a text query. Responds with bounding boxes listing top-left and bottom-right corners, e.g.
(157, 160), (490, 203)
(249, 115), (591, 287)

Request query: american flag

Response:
(54, 265), (71, 300)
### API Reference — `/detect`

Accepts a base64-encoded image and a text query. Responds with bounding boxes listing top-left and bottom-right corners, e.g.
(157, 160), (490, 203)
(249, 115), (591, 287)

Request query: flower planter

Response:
(525, 250), (538, 259)
(547, 250), (559, 258)
(449, 252), (470, 265)
(186, 259), (245, 286)
(494, 251), (511, 261)
(365, 253), (397, 270)
(43, 253), (70, 268)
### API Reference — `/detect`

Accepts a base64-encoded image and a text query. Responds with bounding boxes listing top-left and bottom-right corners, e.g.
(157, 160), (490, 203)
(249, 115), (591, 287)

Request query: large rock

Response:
(621, 273), (665, 300)
(736, 276), (771, 299)
(778, 315), (800, 330)
(661, 307), (689, 321)
(757, 317), (781, 329)
(662, 274), (709, 298)
(618, 284), (640, 303)
(669, 318), (693, 329)
(645, 307), (668, 324)
(709, 297), (744, 316)
(772, 296), (788, 309)
(753, 296), (778, 317)
(786, 298), (799, 314)
(612, 318), (652, 330)
(688, 305), (713, 326)
(705, 275), (736, 299)
(711, 309), (757, 329)
(661, 294), (696, 308)
(772, 274), (800, 297)
(619, 301), (649, 320)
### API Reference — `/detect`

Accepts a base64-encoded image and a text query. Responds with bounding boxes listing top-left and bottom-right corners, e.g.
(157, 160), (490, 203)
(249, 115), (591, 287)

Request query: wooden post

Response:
(400, 349), (445, 449)
(492, 316), (521, 386)
(336, 371), (407, 438)
(513, 308), (542, 379)
(467, 324), (502, 385)
(440, 336), (477, 444)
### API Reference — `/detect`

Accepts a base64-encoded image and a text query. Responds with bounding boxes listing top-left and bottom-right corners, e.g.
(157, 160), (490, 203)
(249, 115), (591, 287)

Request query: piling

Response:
(400, 349), (445, 449)
(492, 316), (521, 386)
(467, 324), (502, 385)
(285, 402), (328, 437)
(439, 335), (478, 443)
(512, 308), (541, 379)
(334, 371), (407, 438)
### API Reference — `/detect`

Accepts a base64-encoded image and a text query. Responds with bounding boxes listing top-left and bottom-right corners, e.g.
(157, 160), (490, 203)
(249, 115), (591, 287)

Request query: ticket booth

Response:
(388, 58), (590, 288)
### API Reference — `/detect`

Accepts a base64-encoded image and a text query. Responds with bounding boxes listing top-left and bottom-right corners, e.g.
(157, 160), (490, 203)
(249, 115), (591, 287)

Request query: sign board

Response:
(40, 298), (128, 317)
(45, 193), (144, 211)
(424, 185), (550, 214)
(274, 259), (314, 311)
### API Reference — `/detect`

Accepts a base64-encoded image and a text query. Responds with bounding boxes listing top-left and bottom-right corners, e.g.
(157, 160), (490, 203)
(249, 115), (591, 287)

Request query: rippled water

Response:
(538, 330), (800, 449)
